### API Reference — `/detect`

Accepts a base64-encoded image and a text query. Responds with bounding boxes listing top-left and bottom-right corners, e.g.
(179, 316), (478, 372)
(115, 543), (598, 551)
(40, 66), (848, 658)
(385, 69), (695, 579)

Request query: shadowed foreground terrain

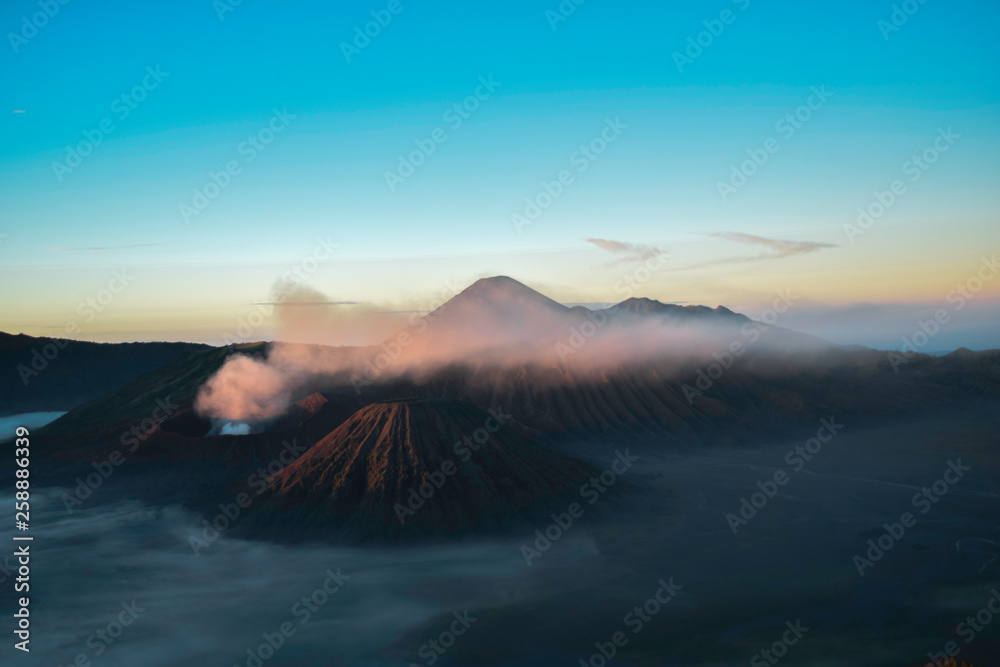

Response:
(3, 402), (997, 666)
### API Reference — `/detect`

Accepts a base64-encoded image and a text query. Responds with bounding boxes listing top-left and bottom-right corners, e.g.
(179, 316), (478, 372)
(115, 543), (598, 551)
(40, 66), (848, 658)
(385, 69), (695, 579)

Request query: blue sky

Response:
(1, 0), (998, 347)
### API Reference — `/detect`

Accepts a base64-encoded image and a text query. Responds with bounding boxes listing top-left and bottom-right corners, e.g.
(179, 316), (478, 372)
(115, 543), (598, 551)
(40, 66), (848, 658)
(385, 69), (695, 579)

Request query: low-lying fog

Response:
(4, 403), (999, 666)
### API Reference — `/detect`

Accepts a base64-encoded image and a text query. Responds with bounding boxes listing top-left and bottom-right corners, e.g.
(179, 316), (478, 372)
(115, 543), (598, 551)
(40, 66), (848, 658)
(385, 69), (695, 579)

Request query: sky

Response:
(1, 0), (998, 350)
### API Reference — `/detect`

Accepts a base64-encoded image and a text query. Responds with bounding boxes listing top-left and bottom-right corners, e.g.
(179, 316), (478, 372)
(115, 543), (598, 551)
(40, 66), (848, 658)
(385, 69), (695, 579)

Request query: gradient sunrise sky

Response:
(1, 0), (998, 349)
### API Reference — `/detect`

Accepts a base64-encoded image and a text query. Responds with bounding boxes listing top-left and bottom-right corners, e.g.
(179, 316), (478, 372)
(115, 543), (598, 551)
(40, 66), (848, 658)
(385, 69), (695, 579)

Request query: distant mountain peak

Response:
(454, 276), (564, 306)
(467, 275), (522, 288)
(426, 276), (569, 325)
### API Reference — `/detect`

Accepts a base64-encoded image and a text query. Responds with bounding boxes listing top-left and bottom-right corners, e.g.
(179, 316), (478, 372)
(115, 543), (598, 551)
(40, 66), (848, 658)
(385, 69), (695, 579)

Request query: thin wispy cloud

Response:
(666, 232), (837, 273)
(710, 232), (836, 261)
(48, 242), (165, 252)
(586, 238), (667, 264)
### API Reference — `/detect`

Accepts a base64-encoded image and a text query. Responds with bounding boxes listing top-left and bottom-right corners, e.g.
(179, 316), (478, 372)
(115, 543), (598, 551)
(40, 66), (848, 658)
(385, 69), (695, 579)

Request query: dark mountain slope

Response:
(0, 332), (207, 414)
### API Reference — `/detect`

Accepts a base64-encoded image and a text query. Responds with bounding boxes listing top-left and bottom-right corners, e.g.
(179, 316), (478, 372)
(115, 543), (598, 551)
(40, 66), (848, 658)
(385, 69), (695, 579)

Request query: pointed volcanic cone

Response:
(247, 398), (601, 541)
